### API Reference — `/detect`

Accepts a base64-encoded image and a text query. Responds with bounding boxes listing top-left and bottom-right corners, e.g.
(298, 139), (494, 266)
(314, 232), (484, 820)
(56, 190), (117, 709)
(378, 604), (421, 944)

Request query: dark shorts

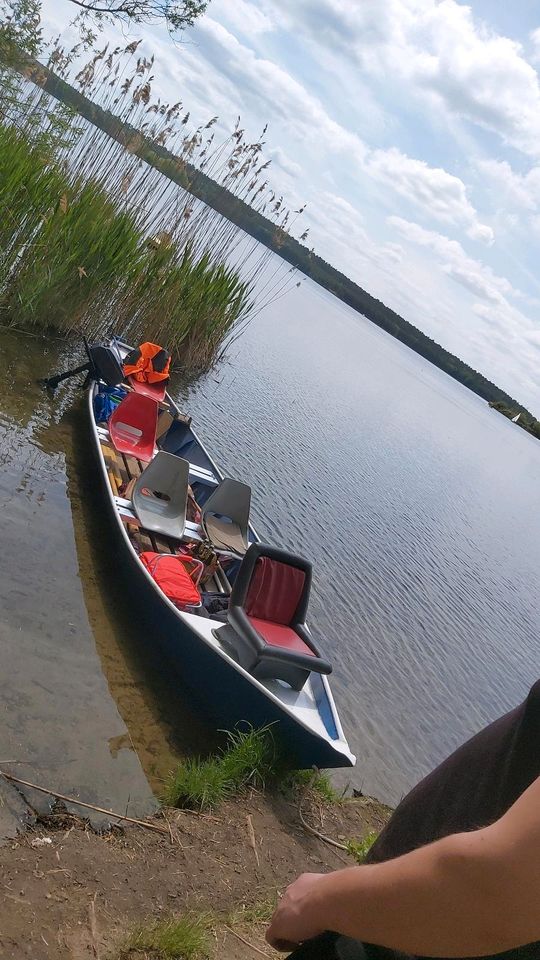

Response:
(287, 933), (372, 960)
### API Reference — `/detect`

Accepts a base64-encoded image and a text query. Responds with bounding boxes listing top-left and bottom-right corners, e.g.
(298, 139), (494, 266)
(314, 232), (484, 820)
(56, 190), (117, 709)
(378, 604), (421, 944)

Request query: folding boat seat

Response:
(132, 451), (190, 540)
(201, 478), (251, 556)
(127, 377), (167, 402)
(109, 392), (158, 463)
(226, 543), (332, 691)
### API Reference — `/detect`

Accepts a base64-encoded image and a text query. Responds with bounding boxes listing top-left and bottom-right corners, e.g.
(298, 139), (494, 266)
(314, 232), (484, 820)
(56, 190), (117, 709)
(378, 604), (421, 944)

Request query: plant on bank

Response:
(122, 912), (212, 960)
(0, 0), (306, 373)
(345, 830), (378, 864)
(120, 898), (277, 960)
(281, 767), (342, 804)
(162, 726), (276, 810)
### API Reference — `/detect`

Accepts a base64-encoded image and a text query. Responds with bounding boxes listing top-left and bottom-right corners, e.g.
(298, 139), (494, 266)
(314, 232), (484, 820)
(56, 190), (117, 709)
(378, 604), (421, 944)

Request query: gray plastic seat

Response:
(132, 451), (190, 540)
(201, 477), (251, 556)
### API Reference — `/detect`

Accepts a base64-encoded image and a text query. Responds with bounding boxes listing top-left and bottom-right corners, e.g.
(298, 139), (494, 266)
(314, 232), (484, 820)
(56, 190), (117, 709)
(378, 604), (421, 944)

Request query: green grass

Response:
(226, 896), (277, 927)
(118, 899), (276, 959)
(280, 768), (341, 804)
(345, 830), (378, 864)
(162, 726), (276, 811)
(121, 913), (212, 960)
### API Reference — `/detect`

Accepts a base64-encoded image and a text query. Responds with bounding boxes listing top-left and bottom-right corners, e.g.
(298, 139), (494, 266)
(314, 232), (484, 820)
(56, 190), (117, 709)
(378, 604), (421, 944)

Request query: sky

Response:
(41, 0), (540, 411)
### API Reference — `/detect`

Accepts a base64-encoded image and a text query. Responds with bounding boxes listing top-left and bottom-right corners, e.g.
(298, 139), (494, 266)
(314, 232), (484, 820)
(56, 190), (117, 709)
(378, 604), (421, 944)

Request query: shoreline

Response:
(0, 776), (391, 958)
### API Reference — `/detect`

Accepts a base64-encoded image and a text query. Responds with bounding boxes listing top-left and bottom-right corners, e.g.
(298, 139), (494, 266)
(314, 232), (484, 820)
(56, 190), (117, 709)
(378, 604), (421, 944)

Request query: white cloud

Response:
(365, 148), (493, 241)
(180, 17), (493, 240)
(209, 0), (275, 37)
(466, 221), (495, 245)
(475, 159), (540, 212)
(387, 216), (523, 306)
(529, 26), (540, 64)
(269, 0), (540, 158)
(267, 148), (301, 179)
(411, 3), (540, 157)
(192, 17), (370, 163)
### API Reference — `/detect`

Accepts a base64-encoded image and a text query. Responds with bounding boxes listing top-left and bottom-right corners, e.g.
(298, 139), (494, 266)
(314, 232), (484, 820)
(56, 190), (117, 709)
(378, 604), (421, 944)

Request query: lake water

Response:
(1, 275), (539, 815)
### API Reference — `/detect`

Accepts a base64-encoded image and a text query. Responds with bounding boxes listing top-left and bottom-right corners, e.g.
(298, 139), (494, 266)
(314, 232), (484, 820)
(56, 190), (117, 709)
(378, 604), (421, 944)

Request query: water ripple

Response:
(178, 278), (540, 804)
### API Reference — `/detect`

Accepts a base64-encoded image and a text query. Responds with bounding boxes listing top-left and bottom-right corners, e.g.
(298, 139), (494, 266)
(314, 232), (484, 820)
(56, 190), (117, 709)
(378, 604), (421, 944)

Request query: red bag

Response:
(140, 552), (203, 608)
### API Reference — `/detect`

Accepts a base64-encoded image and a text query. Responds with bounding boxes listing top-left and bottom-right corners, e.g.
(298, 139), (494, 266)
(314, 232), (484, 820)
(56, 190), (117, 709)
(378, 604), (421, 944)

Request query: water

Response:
(0, 275), (538, 811)
(0, 333), (215, 822)
(174, 278), (540, 803)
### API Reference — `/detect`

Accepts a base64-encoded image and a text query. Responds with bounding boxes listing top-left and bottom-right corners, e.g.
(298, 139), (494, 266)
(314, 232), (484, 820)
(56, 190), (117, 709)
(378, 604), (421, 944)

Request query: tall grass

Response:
(163, 726), (276, 810)
(0, 9), (305, 371)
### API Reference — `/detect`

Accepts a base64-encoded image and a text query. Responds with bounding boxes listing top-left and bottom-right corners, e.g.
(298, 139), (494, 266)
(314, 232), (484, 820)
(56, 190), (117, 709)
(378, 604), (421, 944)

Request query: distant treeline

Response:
(488, 402), (540, 439)
(10, 49), (536, 421)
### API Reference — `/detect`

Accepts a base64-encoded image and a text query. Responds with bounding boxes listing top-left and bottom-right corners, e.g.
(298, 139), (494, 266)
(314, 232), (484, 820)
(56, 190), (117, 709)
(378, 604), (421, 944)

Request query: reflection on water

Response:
(66, 407), (219, 781)
(0, 329), (215, 823)
(1, 270), (540, 812)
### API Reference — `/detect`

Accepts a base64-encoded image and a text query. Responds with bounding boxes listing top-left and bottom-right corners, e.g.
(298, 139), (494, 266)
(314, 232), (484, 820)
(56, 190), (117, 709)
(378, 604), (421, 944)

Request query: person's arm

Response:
(267, 776), (540, 957)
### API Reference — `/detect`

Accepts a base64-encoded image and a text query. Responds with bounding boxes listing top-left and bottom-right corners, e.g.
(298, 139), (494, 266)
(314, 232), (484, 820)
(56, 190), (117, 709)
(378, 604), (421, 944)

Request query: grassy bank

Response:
(0, 12), (303, 372)
(161, 727), (345, 812)
(0, 122), (252, 371)
(162, 727), (275, 810)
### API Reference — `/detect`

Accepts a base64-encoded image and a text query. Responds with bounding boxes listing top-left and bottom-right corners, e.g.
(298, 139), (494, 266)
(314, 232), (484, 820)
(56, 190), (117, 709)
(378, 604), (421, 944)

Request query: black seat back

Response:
(88, 344), (124, 387)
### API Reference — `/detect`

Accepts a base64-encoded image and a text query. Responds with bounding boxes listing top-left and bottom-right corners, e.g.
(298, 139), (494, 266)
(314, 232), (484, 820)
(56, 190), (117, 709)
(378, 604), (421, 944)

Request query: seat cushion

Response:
(248, 617), (315, 656)
(245, 557), (305, 623)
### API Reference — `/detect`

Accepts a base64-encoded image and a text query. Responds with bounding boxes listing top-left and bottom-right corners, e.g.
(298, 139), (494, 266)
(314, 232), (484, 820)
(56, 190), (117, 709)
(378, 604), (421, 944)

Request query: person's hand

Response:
(266, 873), (328, 951)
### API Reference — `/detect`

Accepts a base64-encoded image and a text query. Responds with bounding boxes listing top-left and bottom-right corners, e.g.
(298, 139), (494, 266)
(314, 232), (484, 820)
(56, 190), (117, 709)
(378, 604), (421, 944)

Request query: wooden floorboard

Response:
(101, 441), (122, 496)
(100, 440), (153, 552)
(124, 454), (141, 480)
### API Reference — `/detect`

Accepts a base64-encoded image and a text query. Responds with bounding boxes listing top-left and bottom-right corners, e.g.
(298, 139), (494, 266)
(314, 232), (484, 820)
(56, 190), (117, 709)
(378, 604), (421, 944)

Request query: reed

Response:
(0, 8), (305, 372)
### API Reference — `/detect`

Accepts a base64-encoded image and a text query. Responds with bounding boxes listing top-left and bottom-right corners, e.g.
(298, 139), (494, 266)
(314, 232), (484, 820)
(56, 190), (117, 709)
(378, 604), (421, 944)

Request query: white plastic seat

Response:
(132, 451), (190, 540)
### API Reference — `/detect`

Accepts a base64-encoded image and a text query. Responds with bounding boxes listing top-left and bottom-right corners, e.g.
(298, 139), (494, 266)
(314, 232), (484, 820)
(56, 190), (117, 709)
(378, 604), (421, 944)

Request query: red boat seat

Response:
(127, 376), (166, 402)
(247, 617), (315, 656)
(109, 392), (158, 463)
(226, 543), (332, 691)
(245, 556), (305, 623)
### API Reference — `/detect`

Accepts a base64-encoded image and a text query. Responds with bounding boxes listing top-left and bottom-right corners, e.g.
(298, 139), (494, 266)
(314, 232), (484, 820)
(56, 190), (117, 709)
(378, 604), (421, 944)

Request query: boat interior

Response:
(91, 340), (334, 694)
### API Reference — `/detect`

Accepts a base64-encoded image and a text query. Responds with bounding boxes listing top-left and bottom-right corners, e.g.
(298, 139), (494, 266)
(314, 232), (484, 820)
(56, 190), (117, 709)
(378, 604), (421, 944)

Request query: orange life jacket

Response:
(123, 342), (171, 385)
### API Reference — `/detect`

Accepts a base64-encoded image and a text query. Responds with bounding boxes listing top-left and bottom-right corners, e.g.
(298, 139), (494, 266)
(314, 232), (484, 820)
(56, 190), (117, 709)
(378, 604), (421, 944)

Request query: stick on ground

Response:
(0, 772), (168, 835)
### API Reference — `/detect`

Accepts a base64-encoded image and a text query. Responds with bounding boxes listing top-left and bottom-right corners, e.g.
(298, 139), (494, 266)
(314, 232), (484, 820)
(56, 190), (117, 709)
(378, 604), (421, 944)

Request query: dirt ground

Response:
(0, 788), (391, 960)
